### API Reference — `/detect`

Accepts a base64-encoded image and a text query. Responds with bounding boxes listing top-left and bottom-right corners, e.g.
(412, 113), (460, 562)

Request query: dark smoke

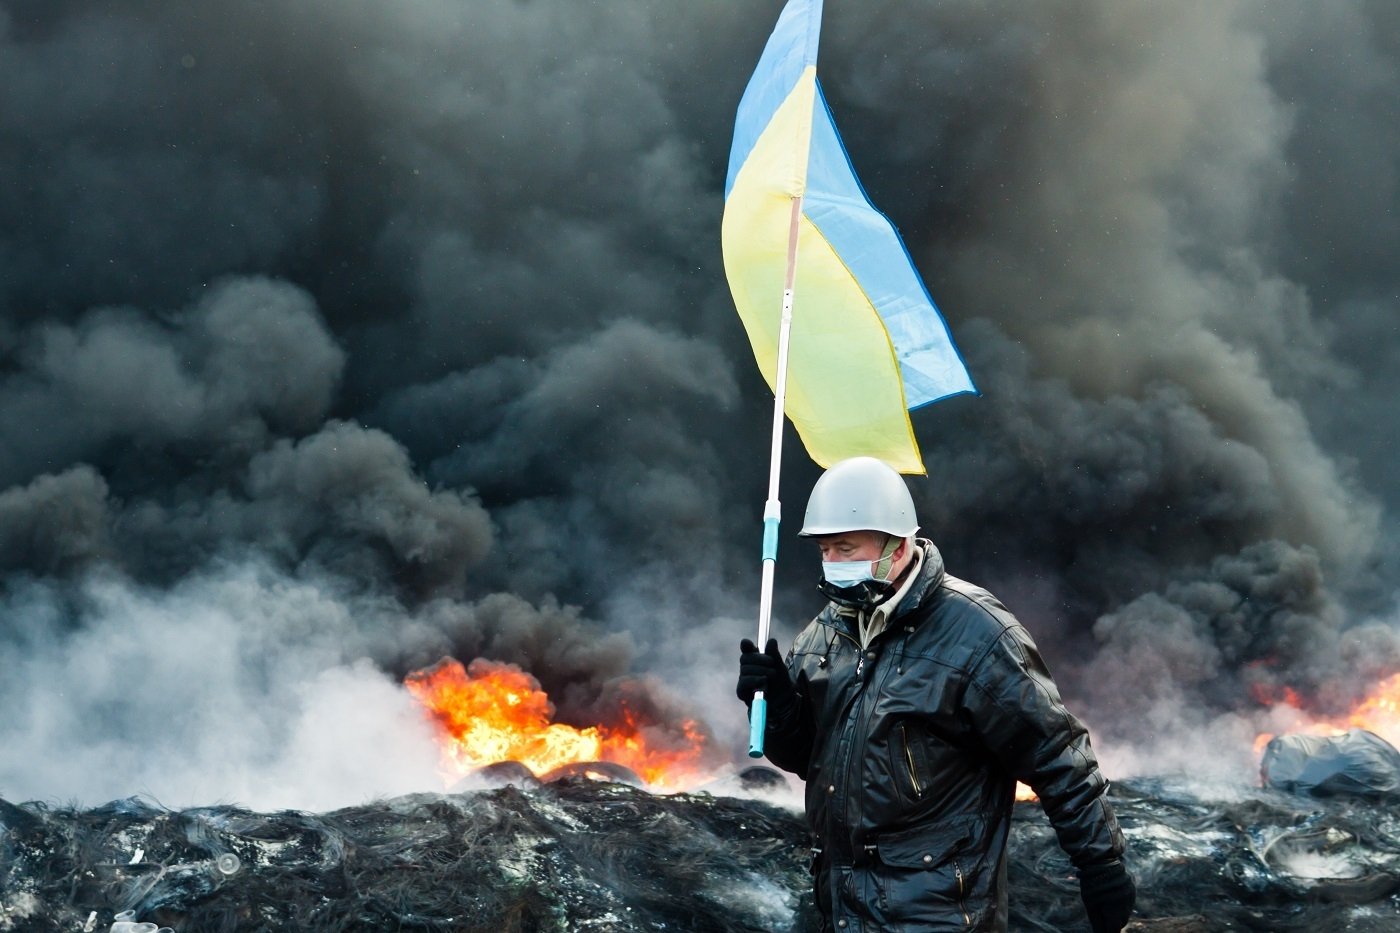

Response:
(0, 0), (1397, 807)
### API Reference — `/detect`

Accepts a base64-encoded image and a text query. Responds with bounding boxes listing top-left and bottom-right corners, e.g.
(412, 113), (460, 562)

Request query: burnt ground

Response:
(1, 776), (1398, 932)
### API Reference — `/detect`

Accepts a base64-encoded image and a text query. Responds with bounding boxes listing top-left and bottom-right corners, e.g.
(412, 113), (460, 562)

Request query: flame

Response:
(1014, 782), (1037, 802)
(1340, 672), (1400, 740)
(404, 657), (714, 790)
(1255, 672), (1400, 755)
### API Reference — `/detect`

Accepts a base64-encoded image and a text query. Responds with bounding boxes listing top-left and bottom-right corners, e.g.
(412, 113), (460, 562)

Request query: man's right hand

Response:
(736, 638), (795, 709)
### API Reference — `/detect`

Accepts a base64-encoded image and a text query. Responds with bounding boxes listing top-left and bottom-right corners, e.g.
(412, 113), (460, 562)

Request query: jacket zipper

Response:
(899, 724), (923, 798)
(955, 863), (969, 926)
(830, 626), (864, 852)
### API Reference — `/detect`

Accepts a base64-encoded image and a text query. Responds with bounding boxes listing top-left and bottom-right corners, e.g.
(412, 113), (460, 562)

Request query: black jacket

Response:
(762, 542), (1125, 931)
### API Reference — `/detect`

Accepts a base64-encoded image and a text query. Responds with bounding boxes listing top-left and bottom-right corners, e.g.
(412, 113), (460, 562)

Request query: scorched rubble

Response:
(3, 777), (1400, 931)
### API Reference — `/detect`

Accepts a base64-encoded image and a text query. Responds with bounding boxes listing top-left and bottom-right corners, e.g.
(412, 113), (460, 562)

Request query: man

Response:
(737, 456), (1134, 932)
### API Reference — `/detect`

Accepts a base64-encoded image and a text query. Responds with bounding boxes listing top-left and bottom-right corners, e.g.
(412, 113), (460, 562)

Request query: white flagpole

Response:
(749, 194), (803, 758)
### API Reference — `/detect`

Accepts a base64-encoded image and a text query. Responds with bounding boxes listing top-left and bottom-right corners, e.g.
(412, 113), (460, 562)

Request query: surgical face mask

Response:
(817, 562), (894, 612)
(821, 535), (902, 586)
(821, 559), (878, 587)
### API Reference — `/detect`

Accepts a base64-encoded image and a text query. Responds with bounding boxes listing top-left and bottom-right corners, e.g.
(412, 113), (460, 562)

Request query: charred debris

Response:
(3, 766), (1400, 933)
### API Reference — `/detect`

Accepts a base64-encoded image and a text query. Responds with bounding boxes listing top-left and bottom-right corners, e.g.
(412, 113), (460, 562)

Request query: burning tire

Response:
(540, 761), (644, 786)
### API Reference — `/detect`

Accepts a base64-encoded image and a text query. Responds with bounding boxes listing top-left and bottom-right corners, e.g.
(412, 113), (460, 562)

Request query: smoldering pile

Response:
(5, 773), (1400, 933)
(0, 775), (811, 933)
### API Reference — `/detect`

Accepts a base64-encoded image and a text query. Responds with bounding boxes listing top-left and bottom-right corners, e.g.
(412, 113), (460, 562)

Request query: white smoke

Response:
(0, 562), (444, 810)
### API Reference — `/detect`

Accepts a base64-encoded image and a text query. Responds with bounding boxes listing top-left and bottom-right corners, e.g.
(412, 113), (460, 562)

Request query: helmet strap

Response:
(870, 534), (903, 582)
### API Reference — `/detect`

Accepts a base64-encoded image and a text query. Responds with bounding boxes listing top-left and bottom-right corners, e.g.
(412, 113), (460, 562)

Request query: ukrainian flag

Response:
(722, 0), (975, 475)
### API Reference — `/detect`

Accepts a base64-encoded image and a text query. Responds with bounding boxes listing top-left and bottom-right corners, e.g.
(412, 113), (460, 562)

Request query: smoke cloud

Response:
(0, 0), (1397, 807)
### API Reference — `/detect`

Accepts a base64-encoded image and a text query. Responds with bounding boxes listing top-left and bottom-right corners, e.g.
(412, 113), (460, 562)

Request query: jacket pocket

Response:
(892, 721), (935, 805)
(874, 817), (974, 870)
(871, 817), (978, 927)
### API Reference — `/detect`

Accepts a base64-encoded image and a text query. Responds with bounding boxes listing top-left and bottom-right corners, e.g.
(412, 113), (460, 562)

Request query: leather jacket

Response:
(762, 541), (1125, 931)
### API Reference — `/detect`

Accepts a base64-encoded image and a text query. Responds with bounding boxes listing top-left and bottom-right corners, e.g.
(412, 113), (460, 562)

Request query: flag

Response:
(722, 0), (975, 475)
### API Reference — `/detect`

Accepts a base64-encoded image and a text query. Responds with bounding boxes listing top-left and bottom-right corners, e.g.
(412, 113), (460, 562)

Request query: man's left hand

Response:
(1078, 859), (1135, 933)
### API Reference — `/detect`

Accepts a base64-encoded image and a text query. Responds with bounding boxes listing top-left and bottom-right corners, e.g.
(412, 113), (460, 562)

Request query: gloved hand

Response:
(1078, 859), (1135, 933)
(736, 638), (795, 710)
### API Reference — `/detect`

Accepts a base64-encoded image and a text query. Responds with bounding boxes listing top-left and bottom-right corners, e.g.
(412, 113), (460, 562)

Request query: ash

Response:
(3, 777), (1400, 933)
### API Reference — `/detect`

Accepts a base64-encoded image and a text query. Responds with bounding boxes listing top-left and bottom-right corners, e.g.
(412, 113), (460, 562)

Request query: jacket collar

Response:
(892, 538), (945, 618)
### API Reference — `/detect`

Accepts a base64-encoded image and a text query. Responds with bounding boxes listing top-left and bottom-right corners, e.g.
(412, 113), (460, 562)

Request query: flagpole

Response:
(749, 194), (804, 758)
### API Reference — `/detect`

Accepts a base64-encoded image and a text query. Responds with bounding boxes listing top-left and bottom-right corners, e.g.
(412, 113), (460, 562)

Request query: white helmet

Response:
(799, 457), (919, 538)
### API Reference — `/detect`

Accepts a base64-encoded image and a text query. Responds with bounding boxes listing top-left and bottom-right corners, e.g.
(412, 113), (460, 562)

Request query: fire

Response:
(1254, 672), (1400, 755)
(1015, 783), (1037, 802)
(404, 657), (714, 790)
(1339, 672), (1400, 740)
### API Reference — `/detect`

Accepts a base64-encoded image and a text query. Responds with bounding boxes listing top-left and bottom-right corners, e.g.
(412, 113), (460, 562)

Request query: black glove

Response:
(736, 638), (795, 710)
(1079, 859), (1135, 933)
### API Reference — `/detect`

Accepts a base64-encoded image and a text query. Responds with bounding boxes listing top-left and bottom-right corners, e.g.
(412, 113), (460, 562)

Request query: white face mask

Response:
(820, 535), (903, 589)
(821, 559), (878, 587)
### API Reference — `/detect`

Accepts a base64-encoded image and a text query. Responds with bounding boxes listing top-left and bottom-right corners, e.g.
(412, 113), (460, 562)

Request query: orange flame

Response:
(404, 657), (715, 790)
(1340, 673), (1400, 740)
(1255, 672), (1400, 755)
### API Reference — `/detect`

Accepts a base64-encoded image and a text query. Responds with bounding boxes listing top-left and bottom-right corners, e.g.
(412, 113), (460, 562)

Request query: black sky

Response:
(1, 0), (1396, 807)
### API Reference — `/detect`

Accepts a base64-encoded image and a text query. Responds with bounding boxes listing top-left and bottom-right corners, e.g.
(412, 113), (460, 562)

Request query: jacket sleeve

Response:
(757, 645), (816, 779)
(963, 621), (1125, 868)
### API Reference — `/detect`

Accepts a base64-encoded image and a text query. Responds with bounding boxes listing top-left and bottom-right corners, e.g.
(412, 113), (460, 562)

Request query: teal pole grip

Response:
(748, 694), (767, 758)
(761, 516), (780, 562)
